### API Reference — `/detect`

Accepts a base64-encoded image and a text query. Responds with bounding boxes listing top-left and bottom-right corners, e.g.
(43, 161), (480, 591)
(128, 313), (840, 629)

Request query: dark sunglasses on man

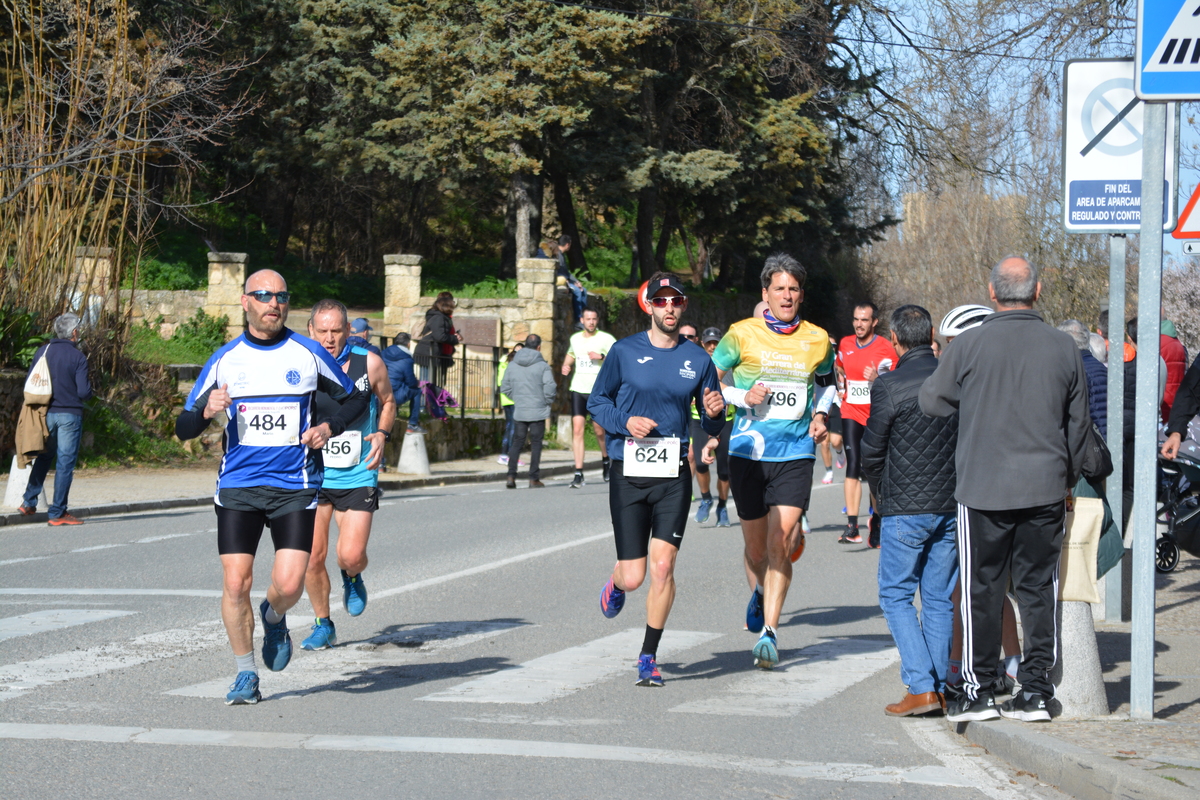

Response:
(648, 295), (687, 308)
(246, 290), (291, 304)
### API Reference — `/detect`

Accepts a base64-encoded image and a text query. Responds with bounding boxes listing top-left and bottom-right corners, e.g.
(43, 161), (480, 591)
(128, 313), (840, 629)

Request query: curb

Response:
(954, 719), (1199, 800)
(0, 458), (604, 527)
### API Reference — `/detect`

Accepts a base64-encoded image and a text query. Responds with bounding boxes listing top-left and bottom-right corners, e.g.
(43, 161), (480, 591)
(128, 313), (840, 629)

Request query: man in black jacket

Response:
(920, 256), (1090, 724)
(861, 305), (958, 717)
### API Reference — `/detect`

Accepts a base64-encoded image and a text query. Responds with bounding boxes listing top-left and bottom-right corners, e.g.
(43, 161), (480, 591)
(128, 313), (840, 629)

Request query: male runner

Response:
(691, 326), (734, 526)
(591, 273), (725, 686)
(300, 299), (397, 650)
(712, 254), (836, 668)
(837, 303), (896, 545)
(175, 270), (368, 705)
(562, 308), (616, 487)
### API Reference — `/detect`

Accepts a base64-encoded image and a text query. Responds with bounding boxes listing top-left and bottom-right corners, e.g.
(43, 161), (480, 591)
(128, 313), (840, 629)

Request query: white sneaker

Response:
(822, 470), (834, 485)
(498, 455), (509, 465)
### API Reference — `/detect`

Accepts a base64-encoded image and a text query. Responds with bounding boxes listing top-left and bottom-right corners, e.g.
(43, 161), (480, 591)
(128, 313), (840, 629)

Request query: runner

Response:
(712, 254), (836, 668)
(300, 299), (397, 651)
(590, 273), (725, 687)
(175, 270), (368, 705)
(562, 308), (616, 487)
(836, 303), (897, 545)
(691, 327), (735, 526)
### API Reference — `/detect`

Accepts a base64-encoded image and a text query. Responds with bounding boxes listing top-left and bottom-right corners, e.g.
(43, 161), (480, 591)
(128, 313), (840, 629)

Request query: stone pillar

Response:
(73, 247), (114, 291)
(516, 257), (556, 346)
(205, 252), (247, 342)
(384, 254), (423, 336)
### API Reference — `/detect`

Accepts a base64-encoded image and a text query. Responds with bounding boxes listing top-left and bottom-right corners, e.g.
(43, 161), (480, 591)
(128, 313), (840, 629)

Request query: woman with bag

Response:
(413, 292), (461, 388)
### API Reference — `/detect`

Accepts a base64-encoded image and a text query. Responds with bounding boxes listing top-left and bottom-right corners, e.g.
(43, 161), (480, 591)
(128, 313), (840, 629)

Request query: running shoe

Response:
(497, 454), (509, 465)
(17, 505), (35, 515)
(342, 569), (367, 617)
(999, 692), (1051, 722)
(745, 588), (765, 633)
(48, 513), (83, 526)
(790, 514), (810, 562)
(834, 451), (845, 469)
(224, 671), (261, 705)
(301, 617), (337, 650)
(946, 692), (1000, 722)
(752, 629), (779, 669)
(716, 506), (731, 527)
(600, 578), (625, 618)
(406, 423), (426, 434)
(821, 469), (834, 485)
(602, 460), (611, 482)
(570, 472), (585, 489)
(259, 600), (292, 672)
(695, 498), (712, 523)
(867, 513), (881, 549)
(838, 524), (862, 544)
(635, 654), (664, 687)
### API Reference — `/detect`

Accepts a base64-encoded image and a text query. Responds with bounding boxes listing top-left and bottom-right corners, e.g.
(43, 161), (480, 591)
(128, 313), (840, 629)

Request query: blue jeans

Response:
(877, 513), (958, 695)
(500, 405), (515, 452)
(24, 412), (84, 519)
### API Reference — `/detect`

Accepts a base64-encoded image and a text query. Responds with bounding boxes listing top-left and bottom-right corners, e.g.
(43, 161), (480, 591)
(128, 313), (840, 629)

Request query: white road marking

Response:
(0, 556), (49, 567)
(0, 529), (212, 569)
(166, 620), (528, 701)
(134, 533), (196, 544)
(0, 723), (972, 787)
(905, 718), (1044, 799)
(0, 588), (227, 598)
(70, 544), (129, 553)
(670, 637), (899, 717)
(0, 609), (135, 641)
(420, 628), (721, 704)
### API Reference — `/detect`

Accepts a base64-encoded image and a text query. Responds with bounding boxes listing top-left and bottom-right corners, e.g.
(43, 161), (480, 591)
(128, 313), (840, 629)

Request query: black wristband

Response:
(376, 429), (392, 441)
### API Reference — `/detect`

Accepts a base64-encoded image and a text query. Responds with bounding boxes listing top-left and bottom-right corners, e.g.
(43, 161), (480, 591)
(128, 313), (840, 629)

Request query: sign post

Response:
(1105, 233), (1125, 624)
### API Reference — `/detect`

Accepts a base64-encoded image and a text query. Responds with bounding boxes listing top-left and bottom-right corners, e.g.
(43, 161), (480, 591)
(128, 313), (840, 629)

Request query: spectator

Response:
(1097, 309), (1135, 364)
(500, 334), (556, 488)
(381, 332), (423, 434)
(19, 313), (93, 525)
(1058, 319), (1107, 437)
(348, 318), (381, 356)
(1161, 319), (1188, 424)
(545, 235), (588, 324)
(1087, 332), (1107, 366)
(920, 256), (1090, 724)
(861, 304), (958, 717)
(1121, 317), (1168, 530)
(496, 340), (523, 466)
(1163, 352), (1200, 460)
(414, 292), (461, 386)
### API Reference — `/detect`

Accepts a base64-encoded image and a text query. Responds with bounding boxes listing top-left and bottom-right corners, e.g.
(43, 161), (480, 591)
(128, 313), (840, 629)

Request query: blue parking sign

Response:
(1137, 1), (1200, 99)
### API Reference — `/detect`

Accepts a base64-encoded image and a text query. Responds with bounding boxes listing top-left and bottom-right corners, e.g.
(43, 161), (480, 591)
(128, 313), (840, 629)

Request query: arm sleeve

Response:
(432, 315), (456, 344)
(175, 384), (214, 441)
(500, 367), (513, 398)
(814, 385), (836, 415)
(1065, 350), (1092, 487)
(312, 348), (369, 438)
(75, 351), (93, 402)
(859, 378), (894, 492)
(587, 350), (629, 436)
(697, 360), (724, 436)
(1167, 354), (1200, 436)
(543, 364), (557, 405)
(919, 349), (961, 417)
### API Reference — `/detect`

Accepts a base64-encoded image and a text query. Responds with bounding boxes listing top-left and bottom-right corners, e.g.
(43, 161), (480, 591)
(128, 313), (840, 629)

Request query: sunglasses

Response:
(246, 290), (291, 304)
(649, 295), (687, 308)
(682, 333), (698, 340)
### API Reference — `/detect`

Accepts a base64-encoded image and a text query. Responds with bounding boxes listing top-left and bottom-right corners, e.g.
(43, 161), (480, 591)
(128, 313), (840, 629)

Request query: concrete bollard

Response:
(1051, 600), (1109, 718)
(397, 429), (432, 476)
(3, 455), (46, 510)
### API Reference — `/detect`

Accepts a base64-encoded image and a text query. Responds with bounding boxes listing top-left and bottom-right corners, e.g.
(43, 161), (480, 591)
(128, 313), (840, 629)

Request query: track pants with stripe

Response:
(957, 502), (1065, 699)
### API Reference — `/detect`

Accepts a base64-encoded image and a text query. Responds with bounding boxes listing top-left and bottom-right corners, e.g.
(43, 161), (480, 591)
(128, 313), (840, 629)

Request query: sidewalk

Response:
(0, 446), (604, 526)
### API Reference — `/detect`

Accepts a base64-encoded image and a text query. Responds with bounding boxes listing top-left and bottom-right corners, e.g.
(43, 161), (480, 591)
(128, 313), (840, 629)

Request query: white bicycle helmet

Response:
(939, 304), (993, 338)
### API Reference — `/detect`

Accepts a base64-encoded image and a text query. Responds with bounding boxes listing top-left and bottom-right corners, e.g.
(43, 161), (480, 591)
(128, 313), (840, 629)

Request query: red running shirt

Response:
(836, 334), (898, 425)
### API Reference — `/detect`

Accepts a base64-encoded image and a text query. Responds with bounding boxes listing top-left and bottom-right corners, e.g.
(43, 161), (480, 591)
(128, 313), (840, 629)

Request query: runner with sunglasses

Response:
(176, 269), (370, 705)
(590, 273), (725, 686)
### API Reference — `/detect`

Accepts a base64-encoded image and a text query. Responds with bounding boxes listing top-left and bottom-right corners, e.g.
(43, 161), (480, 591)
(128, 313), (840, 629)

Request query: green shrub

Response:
(0, 307), (51, 368)
(173, 309), (228, 354)
(127, 309), (229, 365)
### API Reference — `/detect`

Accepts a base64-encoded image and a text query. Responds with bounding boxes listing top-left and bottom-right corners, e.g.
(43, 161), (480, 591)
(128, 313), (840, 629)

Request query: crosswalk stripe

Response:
(419, 628), (721, 704)
(0, 723), (972, 787)
(0, 609), (135, 641)
(669, 637), (898, 717)
(166, 620), (529, 700)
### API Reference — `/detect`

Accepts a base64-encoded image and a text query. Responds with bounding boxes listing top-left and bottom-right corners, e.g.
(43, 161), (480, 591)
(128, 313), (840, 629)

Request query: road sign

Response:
(1183, 241), (1200, 254)
(1062, 59), (1177, 233)
(1173, 183), (1200, 238)
(1136, 1), (1200, 100)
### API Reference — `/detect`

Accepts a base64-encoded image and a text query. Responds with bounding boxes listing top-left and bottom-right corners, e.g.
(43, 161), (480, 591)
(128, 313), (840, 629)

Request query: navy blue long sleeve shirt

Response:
(29, 338), (92, 416)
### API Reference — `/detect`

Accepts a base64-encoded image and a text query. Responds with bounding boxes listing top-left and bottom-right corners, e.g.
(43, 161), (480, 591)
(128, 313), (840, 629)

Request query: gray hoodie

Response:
(919, 308), (1090, 511)
(500, 347), (557, 422)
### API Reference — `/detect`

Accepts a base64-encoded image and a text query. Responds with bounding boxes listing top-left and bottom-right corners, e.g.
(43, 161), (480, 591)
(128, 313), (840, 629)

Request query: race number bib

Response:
(845, 379), (871, 405)
(236, 402), (300, 447)
(323, 430), (362, 469)
(623, 437), (680, 478)
(748, 381), (808, 421)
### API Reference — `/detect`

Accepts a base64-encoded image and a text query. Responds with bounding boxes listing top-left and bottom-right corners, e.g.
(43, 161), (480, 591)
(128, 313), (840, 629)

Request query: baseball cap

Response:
(701, 327), (721, 344)
(648, 274), (687, 297)
(350, 317), (372, 335)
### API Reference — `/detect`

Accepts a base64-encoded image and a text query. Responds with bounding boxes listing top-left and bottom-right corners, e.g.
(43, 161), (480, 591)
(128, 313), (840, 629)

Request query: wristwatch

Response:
(376, 429), (392, 441)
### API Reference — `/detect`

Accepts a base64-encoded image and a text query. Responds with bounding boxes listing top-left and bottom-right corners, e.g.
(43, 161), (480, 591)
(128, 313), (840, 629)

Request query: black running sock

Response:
(717, 499), (727, 509)
(701, 492), (712, 501)
(641, 625), (664, 657)
(848, 515), (859, 528)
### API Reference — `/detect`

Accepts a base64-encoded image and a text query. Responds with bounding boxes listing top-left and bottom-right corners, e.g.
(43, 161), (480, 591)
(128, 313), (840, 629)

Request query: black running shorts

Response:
(215, 487), (319, 555)
(609, 460), (691, 561)
(318, 485), (380, 513)
(570, 391), (591, 418)
(729, 456), (814, 520)
(842, 418), (866, 480)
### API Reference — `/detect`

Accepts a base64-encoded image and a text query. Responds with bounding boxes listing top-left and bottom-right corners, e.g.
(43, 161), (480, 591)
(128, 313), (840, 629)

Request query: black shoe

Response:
(867, 514), (881, 549)
(838, 524), (861, 544)
(506, 476), (516, 489)
(529, 480), (545, 488)
(945, 692), (1000, 722)
(570, 472), (584, 489)
(602, 460), (611, 482)
(1000, 692), (1051, 722)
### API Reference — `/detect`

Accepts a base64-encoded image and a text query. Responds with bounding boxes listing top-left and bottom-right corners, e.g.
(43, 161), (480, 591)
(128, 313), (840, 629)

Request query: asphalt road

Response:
(0, 468), (1076, 799)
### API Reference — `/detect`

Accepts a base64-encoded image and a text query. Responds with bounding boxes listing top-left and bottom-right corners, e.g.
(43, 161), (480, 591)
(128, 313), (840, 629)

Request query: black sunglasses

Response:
(246, 290), (291, 304)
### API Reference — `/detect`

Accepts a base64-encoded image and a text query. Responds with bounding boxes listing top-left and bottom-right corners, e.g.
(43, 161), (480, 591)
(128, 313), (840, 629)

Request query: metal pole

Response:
(1131, 100), (1165, 721)
(1106, 234), (1126, 622)
(460, 342), (467, 420)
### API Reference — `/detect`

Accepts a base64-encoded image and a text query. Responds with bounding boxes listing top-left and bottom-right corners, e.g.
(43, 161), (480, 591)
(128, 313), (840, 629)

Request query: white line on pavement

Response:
(904, 718), (1043, 800)
(420, 628), (721, 704)
(0, 609), (136, 641)
(0, 556), (49, 567)
(134, 533), (196, 544)
(70, 544), (129, 553)
(669, 637), (899, 717)
(0, 723), (972, 787)
(0, 589), (226, 598)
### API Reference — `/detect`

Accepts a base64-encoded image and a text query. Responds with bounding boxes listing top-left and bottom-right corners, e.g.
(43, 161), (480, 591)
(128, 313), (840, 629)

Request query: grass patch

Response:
(78, 398), (194, 468)
(127, 309), (229, 365)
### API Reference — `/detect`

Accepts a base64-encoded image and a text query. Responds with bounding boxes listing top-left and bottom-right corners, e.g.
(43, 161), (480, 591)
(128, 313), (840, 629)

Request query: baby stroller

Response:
(1156, 452), (1200, 573)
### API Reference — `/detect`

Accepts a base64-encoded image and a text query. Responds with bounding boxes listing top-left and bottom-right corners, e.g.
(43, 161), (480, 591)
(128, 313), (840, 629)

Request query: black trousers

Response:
(508, 420), (545, 480)
(957, 502), (1065, 699)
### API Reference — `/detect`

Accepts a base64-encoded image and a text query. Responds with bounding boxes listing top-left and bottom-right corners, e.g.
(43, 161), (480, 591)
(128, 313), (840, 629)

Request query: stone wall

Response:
(383, 416), (505, 465)
(205, 252), (247, 341)
(126, 290), (209, 338)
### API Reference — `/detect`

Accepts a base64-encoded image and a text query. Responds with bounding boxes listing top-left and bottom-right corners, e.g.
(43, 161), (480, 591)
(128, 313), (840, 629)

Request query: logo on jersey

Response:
(637, 357), (653, 364)
(285, 369), (301, 386)
(355, 374), (369, 391)
(679, 360), (696, 380)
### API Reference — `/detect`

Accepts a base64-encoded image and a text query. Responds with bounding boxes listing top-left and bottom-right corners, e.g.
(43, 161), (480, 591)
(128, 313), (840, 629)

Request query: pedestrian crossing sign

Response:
(1172, 183), (1200, 238)
(1137, 0), (1200, 99)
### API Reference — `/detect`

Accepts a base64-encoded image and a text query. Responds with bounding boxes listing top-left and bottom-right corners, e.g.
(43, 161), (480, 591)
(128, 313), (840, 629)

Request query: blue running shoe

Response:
(745, 588), (764, 633)
(259, 599), (292, 672)
(716, 506), (731, 527)
(301, 617), (337, 651)
(636, 654), (664, 687)
(695, 498), (712, 523)
(225, 671), (261, 705)
(753, 629), (779, 669)
(600, 578), (625, 618)
(342, 569), (367, 617)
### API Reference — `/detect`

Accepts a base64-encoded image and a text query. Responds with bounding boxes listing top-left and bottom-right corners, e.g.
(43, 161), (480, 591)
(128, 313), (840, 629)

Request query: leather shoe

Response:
(884, 691), (943, 717)
(529, 480), (545, 488)
(505, 477), (516, 489)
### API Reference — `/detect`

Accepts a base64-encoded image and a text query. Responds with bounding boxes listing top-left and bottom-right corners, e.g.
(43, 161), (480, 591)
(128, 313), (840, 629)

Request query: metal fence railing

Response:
(412, 345), (502, 419)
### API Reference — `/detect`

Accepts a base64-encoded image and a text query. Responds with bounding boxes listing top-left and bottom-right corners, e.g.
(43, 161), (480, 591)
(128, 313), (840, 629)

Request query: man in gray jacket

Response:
(920, 256), (1089, 724)
(501, 334), (557, 488)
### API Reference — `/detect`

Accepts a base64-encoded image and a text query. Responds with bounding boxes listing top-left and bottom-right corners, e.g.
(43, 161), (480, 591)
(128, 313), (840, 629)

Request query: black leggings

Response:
(216, 505), (316, 556)
(842, 417), (866, 481)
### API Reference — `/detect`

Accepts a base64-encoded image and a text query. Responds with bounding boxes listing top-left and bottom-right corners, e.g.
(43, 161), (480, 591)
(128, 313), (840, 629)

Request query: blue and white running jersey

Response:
(184, 329), (359, 494)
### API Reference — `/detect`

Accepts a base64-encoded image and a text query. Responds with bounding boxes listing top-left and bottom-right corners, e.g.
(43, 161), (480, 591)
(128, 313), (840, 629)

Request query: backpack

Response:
(23, 345), (53, 405)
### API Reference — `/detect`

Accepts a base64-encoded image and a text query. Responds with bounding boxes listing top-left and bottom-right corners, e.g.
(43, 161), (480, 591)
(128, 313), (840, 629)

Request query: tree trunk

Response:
(551, 168), (587, 275)
(636, 185), (657, 282)
(501, 179), (517, 279)
(655, 205), (677, 272)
